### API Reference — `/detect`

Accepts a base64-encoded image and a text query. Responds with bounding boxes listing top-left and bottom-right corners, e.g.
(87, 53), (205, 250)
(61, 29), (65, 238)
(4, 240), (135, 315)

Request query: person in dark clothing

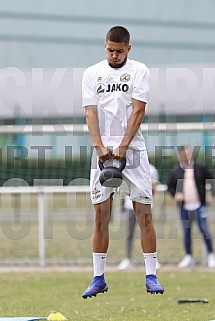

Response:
(167, 145), (215, 268)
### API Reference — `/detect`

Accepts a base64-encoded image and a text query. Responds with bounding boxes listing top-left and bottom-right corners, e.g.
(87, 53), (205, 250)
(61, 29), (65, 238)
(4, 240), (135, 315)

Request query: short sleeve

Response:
(131, 64), (151, 103)
(82, 67), (98, 107)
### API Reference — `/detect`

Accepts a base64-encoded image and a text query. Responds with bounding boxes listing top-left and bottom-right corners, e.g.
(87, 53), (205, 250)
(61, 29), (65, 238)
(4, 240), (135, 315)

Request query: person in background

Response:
(81, 26), (164, 299)
(167, 145), (215, 268)
(118, 163), (161, 270)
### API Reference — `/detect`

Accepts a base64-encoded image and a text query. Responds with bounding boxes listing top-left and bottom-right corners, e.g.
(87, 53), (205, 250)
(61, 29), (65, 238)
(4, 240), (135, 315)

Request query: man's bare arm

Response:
(113, 98), (146, 160)
(85, 105), (112, 162)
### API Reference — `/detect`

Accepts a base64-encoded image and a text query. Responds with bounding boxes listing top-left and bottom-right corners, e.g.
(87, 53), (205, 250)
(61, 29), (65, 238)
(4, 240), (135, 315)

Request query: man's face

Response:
(178, 147), (192, 165)
(105, 41), (131, 68)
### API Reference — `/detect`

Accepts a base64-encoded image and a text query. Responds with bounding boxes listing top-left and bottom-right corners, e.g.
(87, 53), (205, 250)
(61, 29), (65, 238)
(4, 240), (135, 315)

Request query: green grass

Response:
(0, 270), (215, 321)
(1, 193), (215, 320)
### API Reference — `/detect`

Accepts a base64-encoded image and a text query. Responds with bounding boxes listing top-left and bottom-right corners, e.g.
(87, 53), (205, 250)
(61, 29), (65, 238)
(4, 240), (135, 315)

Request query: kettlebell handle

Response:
(98, 158), (126, 172)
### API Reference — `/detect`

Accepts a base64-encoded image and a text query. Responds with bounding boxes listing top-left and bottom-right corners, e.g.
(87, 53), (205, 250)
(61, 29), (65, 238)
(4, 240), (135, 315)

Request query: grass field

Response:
(0, 270), (215, 321)
(1, 192), (215, 320)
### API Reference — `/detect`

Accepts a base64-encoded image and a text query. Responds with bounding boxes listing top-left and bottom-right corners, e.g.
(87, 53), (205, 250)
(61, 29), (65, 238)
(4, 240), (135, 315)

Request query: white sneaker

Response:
(117, 258), (132, 270)
(178, 255), (194, 268)
(208, 253), (215, 268)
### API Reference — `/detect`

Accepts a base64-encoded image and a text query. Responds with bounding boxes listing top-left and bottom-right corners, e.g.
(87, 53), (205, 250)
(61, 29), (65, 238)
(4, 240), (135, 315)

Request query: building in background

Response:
(1, 0), (215, 184)
(1, 0), (215, 68)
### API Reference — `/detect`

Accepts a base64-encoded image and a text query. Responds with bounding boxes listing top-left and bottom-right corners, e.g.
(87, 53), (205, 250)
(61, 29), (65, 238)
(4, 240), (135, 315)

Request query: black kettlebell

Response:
(99, 158), (126, 188)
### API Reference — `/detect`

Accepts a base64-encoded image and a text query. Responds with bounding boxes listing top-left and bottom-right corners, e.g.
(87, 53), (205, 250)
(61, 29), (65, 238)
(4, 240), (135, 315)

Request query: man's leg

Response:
(118, 209), (136, 270)
(92, 196), (113, 253)
(126, 209), (137, 259)
(177, 208), (194, 268)
(180, 208), (192, 255)
(196, 206), (213, 253)
(82, 196), (113, 299)
(133, 202), (156, 253)
(133, 202), (164, 294)
(118, 208), (136, 270)
(196, 206), (215, 267)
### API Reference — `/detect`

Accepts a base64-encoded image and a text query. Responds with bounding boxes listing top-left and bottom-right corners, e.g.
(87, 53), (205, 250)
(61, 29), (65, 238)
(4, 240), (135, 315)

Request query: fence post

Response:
(38, 189), (46, 266)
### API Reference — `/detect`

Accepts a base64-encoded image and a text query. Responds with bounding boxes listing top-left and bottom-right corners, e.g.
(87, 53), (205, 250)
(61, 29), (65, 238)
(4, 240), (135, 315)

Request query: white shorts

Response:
(90, 148), (152, 205)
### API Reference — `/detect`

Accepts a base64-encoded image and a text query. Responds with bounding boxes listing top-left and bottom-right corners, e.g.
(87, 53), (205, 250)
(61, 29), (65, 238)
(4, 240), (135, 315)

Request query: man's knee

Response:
(94, 207), (111, 229)
(136, 212), (153, 229)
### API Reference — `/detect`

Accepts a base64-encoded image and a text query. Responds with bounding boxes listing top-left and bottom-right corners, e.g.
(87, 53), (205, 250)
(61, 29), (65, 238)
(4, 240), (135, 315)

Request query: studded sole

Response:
(82, 287), (108, 299)
(147, 289), (164, 294)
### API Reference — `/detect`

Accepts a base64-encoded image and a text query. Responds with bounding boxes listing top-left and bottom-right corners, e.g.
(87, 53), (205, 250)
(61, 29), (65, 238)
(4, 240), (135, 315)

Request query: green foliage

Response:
(0, 158), (90, 186)
(1, 149), (215, 186)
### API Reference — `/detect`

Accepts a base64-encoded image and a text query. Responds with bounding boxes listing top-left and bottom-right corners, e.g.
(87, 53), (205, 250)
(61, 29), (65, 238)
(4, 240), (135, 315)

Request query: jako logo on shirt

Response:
(96, 83), (129, 96)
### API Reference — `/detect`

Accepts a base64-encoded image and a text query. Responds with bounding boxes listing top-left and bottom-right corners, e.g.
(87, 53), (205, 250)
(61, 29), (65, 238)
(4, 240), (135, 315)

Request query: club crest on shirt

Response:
(120, 73), (131, 82)
(91, 187), (102, 200)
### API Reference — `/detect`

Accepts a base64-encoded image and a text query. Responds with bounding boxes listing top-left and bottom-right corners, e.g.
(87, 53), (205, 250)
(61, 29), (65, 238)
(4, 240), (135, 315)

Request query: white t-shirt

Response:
(183, 168), (201, 210)
(82, 59), (150, 150)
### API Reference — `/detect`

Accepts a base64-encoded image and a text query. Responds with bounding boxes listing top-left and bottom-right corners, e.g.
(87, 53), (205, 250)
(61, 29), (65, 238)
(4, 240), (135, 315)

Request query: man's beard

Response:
(108, 57), (127, 69)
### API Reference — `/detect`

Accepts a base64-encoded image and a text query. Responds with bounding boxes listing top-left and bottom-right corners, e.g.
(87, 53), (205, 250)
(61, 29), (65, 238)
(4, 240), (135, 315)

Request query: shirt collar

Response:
(179, 160), (194, 169)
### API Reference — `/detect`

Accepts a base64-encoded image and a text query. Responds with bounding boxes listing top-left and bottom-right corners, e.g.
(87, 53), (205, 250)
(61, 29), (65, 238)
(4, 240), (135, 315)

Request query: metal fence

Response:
(0, 184), (213, 267)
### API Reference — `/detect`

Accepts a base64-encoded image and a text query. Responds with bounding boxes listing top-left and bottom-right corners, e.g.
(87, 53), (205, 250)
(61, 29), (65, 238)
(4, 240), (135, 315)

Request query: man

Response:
(118, 163), (161, 270)
(167, 145), (215, 268)
(82, 26), (164, 299)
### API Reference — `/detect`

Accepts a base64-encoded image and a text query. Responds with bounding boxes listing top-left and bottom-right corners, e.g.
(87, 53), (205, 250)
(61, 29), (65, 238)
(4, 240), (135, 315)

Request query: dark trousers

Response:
(126, 209), (137, 259)
(180, 205), (213, 255)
